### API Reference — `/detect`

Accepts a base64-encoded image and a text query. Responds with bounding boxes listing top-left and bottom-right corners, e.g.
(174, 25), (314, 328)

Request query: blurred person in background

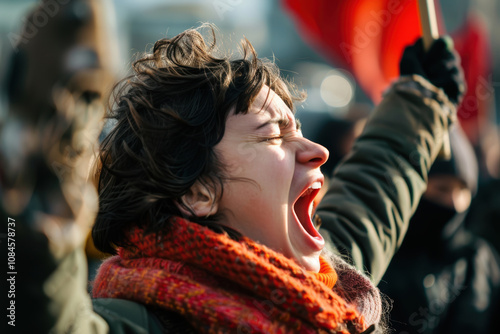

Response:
(378, 125), (500, 334)
(1, 1), (465, 333)
(464, 125), (500, 255)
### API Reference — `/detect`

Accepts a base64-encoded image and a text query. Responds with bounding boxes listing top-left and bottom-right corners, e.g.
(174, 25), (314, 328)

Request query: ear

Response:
(178, 181), (218, 218)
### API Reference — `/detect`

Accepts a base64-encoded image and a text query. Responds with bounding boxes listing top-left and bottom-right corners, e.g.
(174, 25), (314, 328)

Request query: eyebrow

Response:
(255, 117), (301, 130)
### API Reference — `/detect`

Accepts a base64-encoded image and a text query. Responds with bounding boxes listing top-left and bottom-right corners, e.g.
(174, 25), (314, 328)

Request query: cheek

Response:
(221, 149), (295, 214)
(230, 146), (291, 181)
(218, 142), (260, 179)
(256, 151), (296, 196)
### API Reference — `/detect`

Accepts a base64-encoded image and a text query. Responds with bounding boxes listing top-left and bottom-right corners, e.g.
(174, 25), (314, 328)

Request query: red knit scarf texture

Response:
(93, 217), (368, 333)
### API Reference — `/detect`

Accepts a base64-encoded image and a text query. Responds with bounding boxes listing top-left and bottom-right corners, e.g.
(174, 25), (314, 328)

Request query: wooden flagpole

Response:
(417, 0), (451, 159)
(418, 0), (440, 50)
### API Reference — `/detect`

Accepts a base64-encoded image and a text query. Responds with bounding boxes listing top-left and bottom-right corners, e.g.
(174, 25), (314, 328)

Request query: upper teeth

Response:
(309, 182), (321, 190)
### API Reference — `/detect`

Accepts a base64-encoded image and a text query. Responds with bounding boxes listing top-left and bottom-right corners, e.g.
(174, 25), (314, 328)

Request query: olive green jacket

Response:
(317, 75), (455, 285)
(17, 75), (455, 333)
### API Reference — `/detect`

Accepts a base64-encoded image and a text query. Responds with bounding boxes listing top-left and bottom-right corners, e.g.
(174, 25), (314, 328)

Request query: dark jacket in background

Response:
(379, 204), (500, 333)
(378, 126), (500, 334)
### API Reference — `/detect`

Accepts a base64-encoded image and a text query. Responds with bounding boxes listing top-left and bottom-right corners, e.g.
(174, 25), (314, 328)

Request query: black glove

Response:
(400, 37), (465, 105)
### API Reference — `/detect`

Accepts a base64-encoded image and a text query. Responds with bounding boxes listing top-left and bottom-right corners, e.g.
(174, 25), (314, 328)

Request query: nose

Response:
(296, 137), (329, 168)
(451, 188), (472, 213)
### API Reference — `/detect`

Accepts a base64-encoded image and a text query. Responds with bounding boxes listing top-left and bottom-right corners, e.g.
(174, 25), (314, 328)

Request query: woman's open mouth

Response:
(292, 181), (324, 250)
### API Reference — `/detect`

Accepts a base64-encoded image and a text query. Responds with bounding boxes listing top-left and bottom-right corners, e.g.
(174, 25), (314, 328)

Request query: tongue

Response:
(294, 195), (318, 237)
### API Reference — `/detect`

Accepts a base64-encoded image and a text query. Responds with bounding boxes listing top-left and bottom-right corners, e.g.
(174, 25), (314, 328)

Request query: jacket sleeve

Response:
(42, 246), (112, 333)
(10, 210), (111, 334)
(316, 75), (456, 285)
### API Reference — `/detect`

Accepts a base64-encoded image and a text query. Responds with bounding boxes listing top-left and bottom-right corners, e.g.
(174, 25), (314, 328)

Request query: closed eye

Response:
(262, 135), (284, 143)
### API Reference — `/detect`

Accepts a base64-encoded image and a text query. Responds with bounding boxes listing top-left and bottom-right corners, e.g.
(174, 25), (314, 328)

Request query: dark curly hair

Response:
(92, 25), (304, 254)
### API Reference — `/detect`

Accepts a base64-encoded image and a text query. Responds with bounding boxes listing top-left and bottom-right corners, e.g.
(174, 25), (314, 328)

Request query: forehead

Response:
(249, 86), (294, 120)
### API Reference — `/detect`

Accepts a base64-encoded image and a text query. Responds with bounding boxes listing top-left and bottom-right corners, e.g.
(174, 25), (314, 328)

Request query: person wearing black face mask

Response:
(379, 125), (500, 334)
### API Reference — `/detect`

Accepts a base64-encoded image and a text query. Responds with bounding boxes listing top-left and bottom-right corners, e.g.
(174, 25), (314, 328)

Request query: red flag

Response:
(452, 14), (492, 145)
(283, 0), (442, 104)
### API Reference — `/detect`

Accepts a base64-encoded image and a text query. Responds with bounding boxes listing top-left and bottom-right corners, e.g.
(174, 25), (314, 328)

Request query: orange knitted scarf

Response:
(93, 217), (369, 333)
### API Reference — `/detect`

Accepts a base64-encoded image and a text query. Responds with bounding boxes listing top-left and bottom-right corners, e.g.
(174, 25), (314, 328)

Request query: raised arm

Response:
(317, 38), (464, 284)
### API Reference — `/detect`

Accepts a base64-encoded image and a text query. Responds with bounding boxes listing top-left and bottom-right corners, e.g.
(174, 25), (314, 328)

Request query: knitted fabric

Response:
(93, 217), (373, 333)
(316, 256), (337, 289)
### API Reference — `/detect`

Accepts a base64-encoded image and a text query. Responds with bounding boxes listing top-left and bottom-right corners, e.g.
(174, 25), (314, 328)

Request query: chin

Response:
(295, 253), (321, 273)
